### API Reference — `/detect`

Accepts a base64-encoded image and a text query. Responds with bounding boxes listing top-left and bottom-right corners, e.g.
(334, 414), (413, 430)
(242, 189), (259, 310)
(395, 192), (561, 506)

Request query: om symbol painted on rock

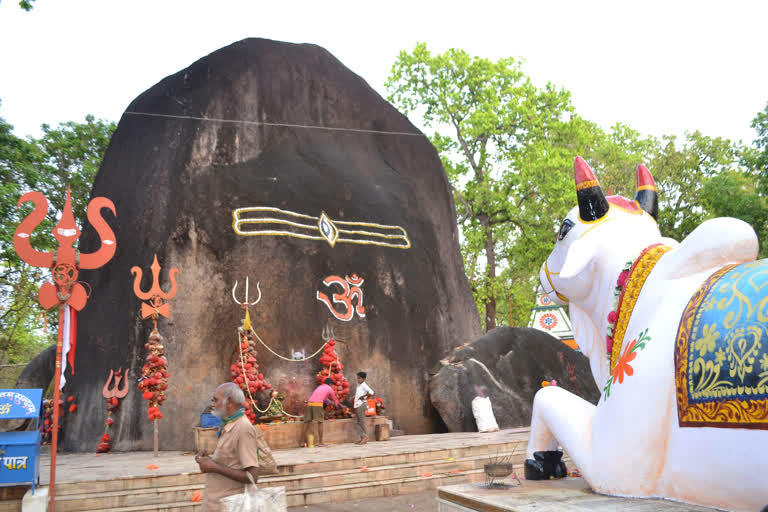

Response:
(317, 274), (366, 322)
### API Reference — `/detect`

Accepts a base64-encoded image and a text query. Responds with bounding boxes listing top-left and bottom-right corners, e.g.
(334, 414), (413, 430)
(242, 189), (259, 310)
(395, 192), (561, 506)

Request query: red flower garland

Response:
(97, 395), (121, 453)
(138, 330), (169, 421)
(41, 399), (64, 444)
(315, 339), (351, 418)
(231, 329), (271, 424)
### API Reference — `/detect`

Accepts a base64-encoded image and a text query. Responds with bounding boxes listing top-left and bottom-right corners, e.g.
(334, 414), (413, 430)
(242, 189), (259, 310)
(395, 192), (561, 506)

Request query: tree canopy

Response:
(0, 102), (116, 363)
(387, 43), (768, 330)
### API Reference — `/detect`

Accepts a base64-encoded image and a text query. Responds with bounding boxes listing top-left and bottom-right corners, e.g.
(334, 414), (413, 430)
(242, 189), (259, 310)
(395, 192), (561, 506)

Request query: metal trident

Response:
(102, 368), (130, 399)
(232, 277), (261, 306)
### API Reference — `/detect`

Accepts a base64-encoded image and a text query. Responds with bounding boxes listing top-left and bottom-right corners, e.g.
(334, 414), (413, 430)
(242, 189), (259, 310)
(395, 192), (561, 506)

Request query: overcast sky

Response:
(1, 0), (766, 145)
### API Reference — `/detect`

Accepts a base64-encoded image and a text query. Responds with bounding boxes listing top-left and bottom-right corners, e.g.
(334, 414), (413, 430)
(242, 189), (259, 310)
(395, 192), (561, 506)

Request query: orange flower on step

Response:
(611, 339), (637, 385)
(191, 490), (202, 502)
(146, 464), (159, 470)
(421, 472), (432, 478)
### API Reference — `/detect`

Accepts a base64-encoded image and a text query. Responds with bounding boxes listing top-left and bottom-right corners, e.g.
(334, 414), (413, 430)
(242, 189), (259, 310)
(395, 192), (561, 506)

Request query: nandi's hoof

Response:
(524, 450), (567, 480)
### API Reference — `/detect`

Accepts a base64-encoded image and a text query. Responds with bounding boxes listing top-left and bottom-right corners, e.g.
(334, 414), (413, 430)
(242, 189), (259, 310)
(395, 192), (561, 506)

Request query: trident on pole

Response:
(132, 254), (178, 457)
(13, 187), (116, 512)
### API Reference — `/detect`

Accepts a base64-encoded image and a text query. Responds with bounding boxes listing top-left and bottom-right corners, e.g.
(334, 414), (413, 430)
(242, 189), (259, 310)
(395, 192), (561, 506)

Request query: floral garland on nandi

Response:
(603, 243), (671, 398)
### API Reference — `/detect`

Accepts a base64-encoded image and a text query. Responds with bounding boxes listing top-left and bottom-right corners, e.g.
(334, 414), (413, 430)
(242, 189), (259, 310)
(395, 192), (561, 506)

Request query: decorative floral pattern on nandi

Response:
(603, 328), (651, 399)
(675, 260), (768, 429)
(606, 244), (671, 371)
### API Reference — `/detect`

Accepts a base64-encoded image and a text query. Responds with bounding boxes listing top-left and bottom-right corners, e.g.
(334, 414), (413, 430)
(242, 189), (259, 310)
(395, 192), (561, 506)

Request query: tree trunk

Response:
(484, 224), (496, 332)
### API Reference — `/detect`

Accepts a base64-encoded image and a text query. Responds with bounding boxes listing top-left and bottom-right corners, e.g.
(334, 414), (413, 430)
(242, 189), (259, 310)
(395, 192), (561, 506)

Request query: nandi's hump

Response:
(661, 218), (758, 279)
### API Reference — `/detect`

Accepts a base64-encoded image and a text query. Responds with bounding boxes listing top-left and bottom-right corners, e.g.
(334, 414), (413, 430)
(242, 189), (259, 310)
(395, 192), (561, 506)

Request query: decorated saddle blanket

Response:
(675, 260), (768, 429)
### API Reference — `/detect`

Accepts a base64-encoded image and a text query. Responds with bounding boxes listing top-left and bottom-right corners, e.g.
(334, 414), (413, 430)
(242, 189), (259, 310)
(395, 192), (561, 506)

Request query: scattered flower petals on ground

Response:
(146, 464), (159, 470)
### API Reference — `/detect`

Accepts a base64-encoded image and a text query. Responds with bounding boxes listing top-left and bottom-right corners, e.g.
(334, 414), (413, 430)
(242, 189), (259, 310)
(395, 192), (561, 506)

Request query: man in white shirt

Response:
(353, 371), (374, 444)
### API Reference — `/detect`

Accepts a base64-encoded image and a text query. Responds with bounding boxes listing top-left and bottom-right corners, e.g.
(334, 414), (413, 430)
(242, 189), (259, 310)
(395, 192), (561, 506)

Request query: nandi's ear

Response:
(560, 239), (596, 279)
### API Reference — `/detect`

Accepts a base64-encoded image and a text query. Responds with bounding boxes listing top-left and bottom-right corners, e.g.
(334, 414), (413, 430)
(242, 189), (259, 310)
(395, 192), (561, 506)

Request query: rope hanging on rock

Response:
(234, 327), (302, 418)
(236, 327), (270, 414)
(248, 325), (328, 362)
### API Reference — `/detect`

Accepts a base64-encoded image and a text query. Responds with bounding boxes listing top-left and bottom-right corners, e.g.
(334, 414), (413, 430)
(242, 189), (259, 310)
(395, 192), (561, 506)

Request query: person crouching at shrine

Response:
(196, 382), (262, 511)
(353, 371), (374, 444)
(300, 377), (339, 447)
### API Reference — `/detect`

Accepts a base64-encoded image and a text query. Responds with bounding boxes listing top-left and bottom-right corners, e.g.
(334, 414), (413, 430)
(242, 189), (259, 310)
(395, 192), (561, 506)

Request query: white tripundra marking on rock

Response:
(232, 206), (411, 249)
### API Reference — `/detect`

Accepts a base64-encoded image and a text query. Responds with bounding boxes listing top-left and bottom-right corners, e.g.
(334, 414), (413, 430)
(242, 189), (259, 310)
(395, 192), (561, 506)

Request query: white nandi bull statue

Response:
(527, 156), (768, 512)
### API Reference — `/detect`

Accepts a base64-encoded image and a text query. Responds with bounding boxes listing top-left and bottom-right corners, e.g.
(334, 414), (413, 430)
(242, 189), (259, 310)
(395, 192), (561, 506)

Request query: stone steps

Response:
(0, 431), (536, 511)
(0, 501), (20, 512)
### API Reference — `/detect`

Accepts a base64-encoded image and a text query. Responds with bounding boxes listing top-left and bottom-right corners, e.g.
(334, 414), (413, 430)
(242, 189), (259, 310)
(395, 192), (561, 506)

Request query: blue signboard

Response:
(0, 389), (42, 493)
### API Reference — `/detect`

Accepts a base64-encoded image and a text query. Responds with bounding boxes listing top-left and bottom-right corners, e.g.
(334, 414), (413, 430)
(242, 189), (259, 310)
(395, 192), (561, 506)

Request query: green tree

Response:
(0, 105), (116, 364)
(0, 109), (49, 363)
(746, 101), (768, 194)
(35, 115), (117, 219)
(700, 170), (768, 257)
(588, 123), (659, 197)
(649, 131), (740, 242)
(386, 43), (600, 330)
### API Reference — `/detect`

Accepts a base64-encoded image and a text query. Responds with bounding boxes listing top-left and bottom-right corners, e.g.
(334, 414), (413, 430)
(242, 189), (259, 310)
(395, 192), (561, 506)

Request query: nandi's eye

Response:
(557, 219), (575, 241)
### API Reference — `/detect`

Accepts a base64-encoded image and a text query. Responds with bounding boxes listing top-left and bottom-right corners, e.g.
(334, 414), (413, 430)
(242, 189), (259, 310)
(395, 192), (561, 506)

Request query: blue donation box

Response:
(0, 389), (42, 493)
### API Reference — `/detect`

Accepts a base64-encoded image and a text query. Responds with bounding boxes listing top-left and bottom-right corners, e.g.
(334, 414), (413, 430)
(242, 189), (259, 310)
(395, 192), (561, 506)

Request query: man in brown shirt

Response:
(196, 382), (265, 512)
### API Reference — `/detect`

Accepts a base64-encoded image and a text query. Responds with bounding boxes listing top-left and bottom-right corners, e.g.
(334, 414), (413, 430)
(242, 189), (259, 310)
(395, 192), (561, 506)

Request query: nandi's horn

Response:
(634, 164), (659, 221)
(574, 156), (609, 221)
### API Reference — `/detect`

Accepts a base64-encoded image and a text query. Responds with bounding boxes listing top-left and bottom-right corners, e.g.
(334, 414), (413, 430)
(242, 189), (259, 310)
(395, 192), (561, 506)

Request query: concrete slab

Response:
(437, 479), (722, 511)
(21, 486), (47, 512)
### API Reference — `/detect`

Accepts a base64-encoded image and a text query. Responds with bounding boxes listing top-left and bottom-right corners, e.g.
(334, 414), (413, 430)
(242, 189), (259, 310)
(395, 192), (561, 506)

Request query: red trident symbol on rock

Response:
(131, 255), (178, 328)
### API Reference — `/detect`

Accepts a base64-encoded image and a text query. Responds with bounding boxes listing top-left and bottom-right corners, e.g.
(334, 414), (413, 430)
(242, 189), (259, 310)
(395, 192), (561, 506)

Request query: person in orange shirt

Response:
(300, 377), (339, 447)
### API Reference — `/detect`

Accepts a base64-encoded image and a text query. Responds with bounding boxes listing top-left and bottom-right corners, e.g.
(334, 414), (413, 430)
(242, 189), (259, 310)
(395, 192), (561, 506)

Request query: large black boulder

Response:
(429, 327), (599, 432)
(59, 38), (480, 451)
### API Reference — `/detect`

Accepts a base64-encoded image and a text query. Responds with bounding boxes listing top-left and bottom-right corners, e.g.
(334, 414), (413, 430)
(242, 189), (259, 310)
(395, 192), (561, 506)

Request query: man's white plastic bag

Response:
(471, 396), (499, 432)
(221, 472), (286, 512)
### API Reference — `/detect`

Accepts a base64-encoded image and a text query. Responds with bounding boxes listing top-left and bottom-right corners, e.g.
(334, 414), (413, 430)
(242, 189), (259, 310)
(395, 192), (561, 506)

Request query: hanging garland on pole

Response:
(315, 326), (352, 419)
(13, 187), (116, 511)
(231, 278), (273, 423)
(132, 254), (178, 457)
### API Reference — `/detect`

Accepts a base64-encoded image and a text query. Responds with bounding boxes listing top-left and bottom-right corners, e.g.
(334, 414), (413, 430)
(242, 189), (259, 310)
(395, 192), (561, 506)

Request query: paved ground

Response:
(289, 480), (724, 512)
(436, 480), (722, 512)
(290, 490), (437, 511)
(38, 428), (530, 484)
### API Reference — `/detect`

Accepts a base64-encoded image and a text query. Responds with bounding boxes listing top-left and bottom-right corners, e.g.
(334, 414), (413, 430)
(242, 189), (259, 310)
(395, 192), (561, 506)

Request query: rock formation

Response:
(57, 38), (480, 451)
(429, 327), (599, 432)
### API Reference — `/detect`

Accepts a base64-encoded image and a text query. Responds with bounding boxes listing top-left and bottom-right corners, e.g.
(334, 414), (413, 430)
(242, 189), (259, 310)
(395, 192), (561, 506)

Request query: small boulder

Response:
(429, 327), (599, 432)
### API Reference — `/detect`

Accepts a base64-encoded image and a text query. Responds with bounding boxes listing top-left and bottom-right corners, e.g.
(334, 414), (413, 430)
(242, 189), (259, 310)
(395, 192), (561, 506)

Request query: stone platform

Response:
(0, 429), (530, 511)
(262, 415), (390, 449)
(437, 479), (721, 512)
(195, 416), (390, 452)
